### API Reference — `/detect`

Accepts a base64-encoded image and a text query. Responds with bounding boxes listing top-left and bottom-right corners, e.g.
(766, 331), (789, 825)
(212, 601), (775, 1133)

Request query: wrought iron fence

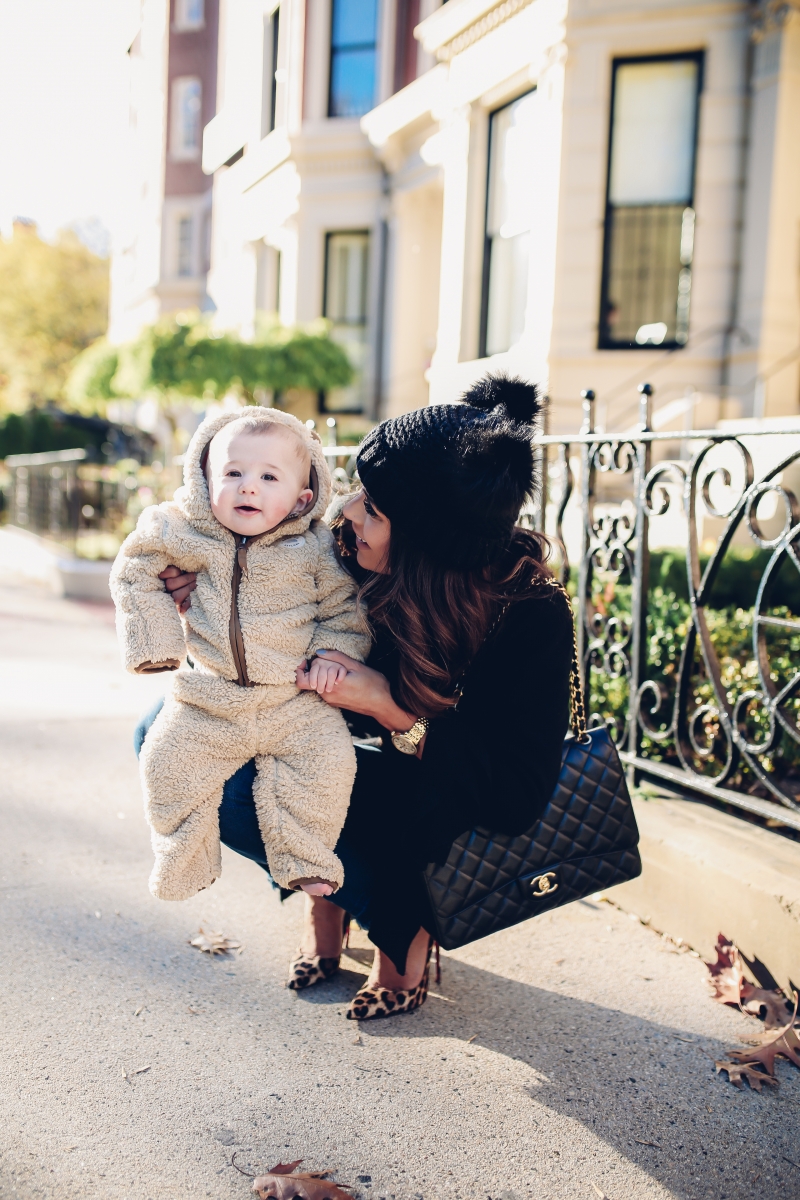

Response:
(3, 448), (170, 558)
(530, 384), (800, 833)
(4, 413), (799, 833)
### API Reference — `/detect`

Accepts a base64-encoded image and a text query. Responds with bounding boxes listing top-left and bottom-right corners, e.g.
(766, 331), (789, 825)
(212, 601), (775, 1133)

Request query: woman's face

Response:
(342, 489), (391, 574)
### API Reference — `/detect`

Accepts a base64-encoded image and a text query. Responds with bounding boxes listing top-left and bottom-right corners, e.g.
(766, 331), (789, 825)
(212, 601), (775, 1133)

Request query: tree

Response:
(67, 315), (353, 415)
(0, 222), (109, 411)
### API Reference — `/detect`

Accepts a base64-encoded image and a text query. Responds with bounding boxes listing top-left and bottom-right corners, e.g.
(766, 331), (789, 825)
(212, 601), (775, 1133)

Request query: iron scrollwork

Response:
(536, 387), (800, 828)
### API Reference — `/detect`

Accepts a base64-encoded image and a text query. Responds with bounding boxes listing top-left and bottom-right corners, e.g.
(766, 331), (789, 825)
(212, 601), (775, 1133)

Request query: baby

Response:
(111, 407), (370, 902)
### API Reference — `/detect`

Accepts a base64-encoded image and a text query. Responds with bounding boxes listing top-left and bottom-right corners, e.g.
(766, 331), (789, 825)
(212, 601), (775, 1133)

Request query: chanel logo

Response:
(530, 871), (558, 897)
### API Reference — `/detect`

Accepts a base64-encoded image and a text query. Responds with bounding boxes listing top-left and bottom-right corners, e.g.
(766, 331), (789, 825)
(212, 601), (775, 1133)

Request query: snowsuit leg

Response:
(251, 689), (356, 890)
(139, 672), (258, 900)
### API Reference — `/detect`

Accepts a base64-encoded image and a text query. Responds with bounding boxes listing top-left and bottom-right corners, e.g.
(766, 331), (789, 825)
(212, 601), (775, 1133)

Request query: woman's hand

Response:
(296, 650), (416, 733)
(159, 565), (197, 614)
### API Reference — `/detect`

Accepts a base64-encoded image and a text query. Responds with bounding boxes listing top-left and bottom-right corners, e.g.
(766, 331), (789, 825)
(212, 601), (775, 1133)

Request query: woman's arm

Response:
(295, 652), (419, 737)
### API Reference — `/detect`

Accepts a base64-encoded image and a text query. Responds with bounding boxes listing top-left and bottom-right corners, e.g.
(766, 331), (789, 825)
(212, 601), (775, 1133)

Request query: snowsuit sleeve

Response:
(109, 505), (188, 674)
(306, 523), (371, 662)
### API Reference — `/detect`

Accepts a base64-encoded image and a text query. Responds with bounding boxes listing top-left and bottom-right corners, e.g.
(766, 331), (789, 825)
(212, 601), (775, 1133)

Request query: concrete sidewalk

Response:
(0, 581), (798, 1200)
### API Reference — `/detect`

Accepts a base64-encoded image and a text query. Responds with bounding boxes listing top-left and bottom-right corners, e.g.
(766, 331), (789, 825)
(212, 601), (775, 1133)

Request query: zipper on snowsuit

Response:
(229, 535), (252, 687)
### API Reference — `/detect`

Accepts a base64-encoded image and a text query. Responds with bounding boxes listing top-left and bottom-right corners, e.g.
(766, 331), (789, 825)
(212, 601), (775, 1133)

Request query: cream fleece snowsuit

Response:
(110, 407), (370, 901)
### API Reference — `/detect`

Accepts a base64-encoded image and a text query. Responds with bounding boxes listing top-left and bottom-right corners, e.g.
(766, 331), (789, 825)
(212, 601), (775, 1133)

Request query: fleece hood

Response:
(174, 406), (332, 541)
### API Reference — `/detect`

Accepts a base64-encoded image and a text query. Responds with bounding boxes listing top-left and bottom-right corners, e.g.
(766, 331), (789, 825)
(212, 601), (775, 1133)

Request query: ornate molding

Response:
(751, 0), (800, 41)
(435, 0), (537, 62)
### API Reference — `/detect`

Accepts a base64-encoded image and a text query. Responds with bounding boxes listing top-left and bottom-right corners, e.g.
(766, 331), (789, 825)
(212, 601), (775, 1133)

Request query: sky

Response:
(0, 0), (139, 253)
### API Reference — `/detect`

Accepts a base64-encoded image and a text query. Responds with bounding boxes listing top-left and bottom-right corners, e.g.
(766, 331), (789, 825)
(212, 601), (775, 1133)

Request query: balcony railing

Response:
(529, 385), (800, 833)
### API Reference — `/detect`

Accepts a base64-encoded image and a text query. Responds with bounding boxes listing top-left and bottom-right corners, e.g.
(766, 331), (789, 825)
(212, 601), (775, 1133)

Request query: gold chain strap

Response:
(545, 579), (588, 741)
(454, 579), (588, 741)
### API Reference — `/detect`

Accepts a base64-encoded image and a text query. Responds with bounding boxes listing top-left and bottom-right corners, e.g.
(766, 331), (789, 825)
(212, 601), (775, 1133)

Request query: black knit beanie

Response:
(356, 374), (542, 570)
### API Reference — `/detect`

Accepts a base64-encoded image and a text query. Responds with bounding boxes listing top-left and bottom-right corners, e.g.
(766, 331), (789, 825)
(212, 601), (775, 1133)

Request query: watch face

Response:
(391, 733), (415, 754)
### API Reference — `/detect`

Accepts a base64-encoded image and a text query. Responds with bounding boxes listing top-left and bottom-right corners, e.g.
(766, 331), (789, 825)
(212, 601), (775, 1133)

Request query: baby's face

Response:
(206, 426), (313, 537)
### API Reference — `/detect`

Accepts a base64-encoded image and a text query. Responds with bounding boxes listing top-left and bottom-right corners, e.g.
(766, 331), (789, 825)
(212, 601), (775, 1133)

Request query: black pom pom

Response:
(461, 373), (542, 427)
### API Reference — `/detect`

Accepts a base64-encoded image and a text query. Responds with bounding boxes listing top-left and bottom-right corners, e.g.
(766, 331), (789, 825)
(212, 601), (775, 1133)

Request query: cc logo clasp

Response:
(530, 871), (558, 897)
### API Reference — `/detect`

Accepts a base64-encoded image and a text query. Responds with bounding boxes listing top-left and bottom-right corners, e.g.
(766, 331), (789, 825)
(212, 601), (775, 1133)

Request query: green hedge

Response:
(0, 409), (87, 458)
(650, 547), (800, 610)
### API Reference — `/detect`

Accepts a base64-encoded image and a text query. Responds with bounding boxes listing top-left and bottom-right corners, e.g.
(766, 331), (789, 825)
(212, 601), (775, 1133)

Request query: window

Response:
(261, 8), (280, 138)
(255, 242), (281, 316)
(174, 0), (204, 31)
(322, 231), (370, 412)
(328, 0), (378, 118)
(202, 209), (212, 273)
(177, 216), (194, 276)
(480, 90), (538, 358)
(599, 54), (703, 349)
(171, 76), (202, 160)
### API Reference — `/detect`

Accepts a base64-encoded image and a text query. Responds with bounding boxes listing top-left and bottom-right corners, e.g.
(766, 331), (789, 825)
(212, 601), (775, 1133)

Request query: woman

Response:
(136, 374), (573, 1020)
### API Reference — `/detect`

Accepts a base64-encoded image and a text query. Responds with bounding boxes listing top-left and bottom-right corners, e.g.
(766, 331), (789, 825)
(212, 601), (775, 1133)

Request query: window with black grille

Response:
(599, 54), (703, 350)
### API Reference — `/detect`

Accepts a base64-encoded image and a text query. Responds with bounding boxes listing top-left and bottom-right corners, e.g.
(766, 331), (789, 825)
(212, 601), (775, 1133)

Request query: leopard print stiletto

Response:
(345, 940), (438, 1020)
(286, 912), (351, 990)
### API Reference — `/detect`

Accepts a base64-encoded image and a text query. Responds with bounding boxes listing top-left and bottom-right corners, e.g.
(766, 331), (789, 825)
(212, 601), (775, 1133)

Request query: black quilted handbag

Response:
(422, 583), (642, 951)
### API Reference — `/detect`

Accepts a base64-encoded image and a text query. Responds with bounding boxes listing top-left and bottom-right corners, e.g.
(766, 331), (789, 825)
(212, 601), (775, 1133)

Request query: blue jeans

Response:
(134, 698), (378, 931)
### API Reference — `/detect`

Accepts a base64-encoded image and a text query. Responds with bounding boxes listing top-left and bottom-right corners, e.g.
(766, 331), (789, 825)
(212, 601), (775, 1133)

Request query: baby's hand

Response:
(307, 655), (347, 694)
(292, 877), (336, 897)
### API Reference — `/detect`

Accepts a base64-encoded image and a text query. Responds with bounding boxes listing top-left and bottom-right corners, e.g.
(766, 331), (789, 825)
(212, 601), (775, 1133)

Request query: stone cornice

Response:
(751, 0), (800, 40)
(416, 0), (538, 61)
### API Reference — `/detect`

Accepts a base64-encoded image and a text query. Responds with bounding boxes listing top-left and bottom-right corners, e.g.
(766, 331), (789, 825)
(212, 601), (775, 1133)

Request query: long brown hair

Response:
(331, 509), (554, 717)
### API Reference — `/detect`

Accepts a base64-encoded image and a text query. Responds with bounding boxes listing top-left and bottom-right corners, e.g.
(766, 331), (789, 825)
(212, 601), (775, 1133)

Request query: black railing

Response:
(5, 418), (799, 832)
(4, 448), (149, 558)
(531, 385), (800, 832)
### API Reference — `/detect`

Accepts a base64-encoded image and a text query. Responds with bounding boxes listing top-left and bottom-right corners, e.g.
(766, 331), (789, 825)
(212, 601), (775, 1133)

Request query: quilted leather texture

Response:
(423, 725), (642, 951)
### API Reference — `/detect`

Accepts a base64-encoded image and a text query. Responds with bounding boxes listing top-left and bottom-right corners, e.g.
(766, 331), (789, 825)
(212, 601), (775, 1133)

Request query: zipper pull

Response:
(237, 537), (248, 575)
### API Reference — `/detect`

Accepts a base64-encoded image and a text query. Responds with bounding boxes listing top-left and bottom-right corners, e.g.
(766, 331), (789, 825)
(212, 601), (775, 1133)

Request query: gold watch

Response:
(390, 716), (430, 755)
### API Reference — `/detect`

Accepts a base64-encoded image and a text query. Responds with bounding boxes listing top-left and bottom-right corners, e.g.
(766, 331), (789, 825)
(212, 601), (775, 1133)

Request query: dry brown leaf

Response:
(728, 1023), (800, 1076)
(740, 984), (792, 1029)
(715, 1060), (778, 1092)
(705, 934), (791, 1028)
(189, 928), (241, 956)
(705, 934), (745, 1006)
(251, 1161), (354, 1200)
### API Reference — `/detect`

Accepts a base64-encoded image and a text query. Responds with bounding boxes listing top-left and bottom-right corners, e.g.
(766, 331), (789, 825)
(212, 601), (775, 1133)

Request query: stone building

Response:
(199, 0), (800, 432)
(109, 0), (220, 342)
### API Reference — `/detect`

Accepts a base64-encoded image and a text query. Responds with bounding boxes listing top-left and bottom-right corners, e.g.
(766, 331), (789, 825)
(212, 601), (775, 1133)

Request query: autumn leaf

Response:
(714, 1061), (778, 1091)
(251, 1162), (354, 1200)
(705, 934), (745, 1006)
(189, 928), (241, 956)
(705, 934), (791, 1027)
(728, 1023), (800, 1076)
(715, 992), (800, 1088)
(740, 984), (792, 1030)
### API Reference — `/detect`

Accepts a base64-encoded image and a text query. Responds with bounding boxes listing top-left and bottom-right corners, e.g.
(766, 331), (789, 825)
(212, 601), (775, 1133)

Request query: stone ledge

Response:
(608, 793), (800, 990)
(0, 526), (111, 601)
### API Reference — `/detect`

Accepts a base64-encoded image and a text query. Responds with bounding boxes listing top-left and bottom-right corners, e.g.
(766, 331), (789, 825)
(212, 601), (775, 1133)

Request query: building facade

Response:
(109, 0), (219, 343)
(367, 0), (800, 432)
(196, 0), (800, 432)
(202, 0), (441, 429)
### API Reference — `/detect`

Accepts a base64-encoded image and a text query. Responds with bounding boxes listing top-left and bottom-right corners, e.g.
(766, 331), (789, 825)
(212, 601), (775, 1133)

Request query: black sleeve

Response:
(417, 591), (573, 859)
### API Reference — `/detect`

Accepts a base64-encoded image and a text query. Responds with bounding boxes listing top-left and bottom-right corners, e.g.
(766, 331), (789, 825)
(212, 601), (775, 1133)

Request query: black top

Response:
(340, 583), (573, 972)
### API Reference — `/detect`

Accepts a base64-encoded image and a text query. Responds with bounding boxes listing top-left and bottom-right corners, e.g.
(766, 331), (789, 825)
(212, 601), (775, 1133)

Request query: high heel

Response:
(286, 911), (351, 991)
(345, 939), (439, 1020)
